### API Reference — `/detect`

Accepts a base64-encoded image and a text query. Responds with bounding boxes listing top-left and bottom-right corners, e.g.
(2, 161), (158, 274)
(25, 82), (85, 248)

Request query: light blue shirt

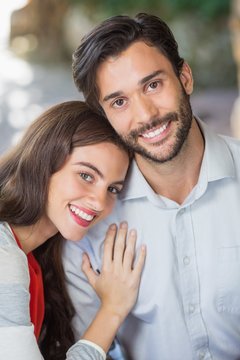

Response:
(63, 120), (240, 360)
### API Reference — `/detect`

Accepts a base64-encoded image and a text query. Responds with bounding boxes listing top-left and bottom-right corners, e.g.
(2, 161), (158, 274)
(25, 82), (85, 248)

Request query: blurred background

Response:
(0, 0), (240, 154)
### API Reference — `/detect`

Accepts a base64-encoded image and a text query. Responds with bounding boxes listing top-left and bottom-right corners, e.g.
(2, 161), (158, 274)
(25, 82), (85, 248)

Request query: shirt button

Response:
(189, 303), (195, 314)
(183, 256), (190, 265)
(178, 208), (185, 215)
(199, 350), (206, 359)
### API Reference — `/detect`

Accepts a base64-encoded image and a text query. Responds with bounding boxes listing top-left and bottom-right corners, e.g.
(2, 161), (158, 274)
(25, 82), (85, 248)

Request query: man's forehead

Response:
(96, 42), (170, 84)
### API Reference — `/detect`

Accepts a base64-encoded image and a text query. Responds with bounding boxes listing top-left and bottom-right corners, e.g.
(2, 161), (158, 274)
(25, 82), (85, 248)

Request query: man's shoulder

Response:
(202, 120), (240, 172)
(219, 134), (240, 158)
(220, 133), (240, 147)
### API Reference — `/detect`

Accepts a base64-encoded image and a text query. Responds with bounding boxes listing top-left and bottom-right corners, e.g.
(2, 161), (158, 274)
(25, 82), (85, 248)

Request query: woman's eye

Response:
(80, 173), (93, 182)
(108, 186), (120, 195)
(112, 98), (126, 108)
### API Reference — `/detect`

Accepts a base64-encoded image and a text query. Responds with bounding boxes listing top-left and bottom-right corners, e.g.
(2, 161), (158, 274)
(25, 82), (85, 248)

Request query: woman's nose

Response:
(86, 189), (107, 213)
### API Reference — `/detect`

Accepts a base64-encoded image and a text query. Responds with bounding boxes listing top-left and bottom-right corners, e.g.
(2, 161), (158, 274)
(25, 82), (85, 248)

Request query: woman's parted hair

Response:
(0, 100), (127, 225)
(72, 12), (184, 115)
(0, 100), (128, 360)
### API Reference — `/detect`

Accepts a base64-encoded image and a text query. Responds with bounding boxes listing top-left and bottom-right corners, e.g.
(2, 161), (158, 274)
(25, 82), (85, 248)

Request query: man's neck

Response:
(135, 118), (205, 205)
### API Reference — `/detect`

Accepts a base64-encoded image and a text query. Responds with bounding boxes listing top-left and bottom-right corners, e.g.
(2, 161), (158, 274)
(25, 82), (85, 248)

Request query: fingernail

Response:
(120, 221), (128, 229)
(129, 228), (137, 236)
(109, 223), (117, 230)
(141, 245), (146, 252)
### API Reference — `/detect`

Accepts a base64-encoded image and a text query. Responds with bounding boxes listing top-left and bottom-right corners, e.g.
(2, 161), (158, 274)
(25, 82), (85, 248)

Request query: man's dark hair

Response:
(72, 12), (184, 114)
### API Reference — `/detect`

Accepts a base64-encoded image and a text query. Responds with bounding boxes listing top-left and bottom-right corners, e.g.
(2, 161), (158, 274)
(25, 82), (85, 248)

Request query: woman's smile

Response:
(46, 142), (129, 241)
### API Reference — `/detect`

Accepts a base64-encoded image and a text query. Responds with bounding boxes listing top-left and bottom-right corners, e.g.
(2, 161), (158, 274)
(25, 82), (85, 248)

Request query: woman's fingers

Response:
(102, 222), (146, 277)
(122, 228), (137, 270)
(89, 222), (146, 321)
(102, 223), (117, 268)
(113, 222), (128, 267)
(122, 229), (146, 278)
(132, 244), (146, 278)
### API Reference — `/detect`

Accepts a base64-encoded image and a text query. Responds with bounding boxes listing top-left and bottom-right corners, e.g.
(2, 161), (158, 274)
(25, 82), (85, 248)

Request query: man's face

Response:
(96, 41), (194, 164)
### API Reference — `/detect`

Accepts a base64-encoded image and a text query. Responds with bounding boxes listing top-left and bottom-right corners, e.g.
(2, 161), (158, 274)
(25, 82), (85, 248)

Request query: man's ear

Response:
(179, 62), (193, 95)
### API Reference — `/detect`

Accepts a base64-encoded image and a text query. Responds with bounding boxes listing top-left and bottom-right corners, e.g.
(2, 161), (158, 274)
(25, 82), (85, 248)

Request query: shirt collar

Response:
(119, 118), (235, 202)
(197, 118), (235, 182)
(119, 160), (153, 201)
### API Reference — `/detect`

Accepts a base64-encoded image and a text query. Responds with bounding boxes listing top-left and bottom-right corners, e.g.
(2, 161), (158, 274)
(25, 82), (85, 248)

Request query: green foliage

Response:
(70, 0), (230, 19)
(166, 0), (230, 19)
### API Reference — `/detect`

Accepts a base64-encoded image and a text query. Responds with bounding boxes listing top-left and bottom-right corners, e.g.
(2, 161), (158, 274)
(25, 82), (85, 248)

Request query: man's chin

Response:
(133, 140), (185, 164)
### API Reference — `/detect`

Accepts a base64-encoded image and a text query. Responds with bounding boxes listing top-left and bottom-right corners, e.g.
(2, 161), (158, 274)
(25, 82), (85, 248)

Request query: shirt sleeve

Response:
(0, 325), (43, 359)
(0, 231), (44, 360)
(0, 226), (106, 360)
(66, 340), (106, 360)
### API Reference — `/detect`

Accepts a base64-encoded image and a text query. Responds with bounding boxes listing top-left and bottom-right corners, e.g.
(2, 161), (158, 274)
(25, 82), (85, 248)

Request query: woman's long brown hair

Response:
(0, 101), (128, 359)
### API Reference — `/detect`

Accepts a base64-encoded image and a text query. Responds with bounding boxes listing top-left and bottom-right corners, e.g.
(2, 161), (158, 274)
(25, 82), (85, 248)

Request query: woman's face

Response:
(46, 142), (129, 241)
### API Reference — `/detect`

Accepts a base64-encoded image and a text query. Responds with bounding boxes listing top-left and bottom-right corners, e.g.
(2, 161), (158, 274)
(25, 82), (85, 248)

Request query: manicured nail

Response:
(141, 245), (146, 252)
(129, 229), (137, 236)
(120, 221), (128, 229)
(109, 223), (117, 230)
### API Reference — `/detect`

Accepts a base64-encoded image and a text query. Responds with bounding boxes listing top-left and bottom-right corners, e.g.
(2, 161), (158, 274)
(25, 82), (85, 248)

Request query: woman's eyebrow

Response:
(73, 162), (103, 178)
(74, 161), (126, 185)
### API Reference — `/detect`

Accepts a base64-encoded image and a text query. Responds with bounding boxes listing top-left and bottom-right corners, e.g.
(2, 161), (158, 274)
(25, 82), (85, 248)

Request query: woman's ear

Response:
(179, 62), (194, 95)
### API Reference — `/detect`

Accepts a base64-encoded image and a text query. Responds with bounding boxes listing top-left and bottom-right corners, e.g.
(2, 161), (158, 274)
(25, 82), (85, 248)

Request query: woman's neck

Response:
(11, 217), (58, 254)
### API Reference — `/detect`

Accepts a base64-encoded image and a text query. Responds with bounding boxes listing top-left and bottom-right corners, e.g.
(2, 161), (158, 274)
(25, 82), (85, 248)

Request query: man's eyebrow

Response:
(138, 70), (163, 85)
(103, 91), (123, 103)
(102, 70), (164, 102)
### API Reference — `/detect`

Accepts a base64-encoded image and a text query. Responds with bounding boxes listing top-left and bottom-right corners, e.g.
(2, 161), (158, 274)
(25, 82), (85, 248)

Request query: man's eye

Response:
(148, 81), (159, 90)
(80, 173), (93, 182)
(113, 98), (125, 108)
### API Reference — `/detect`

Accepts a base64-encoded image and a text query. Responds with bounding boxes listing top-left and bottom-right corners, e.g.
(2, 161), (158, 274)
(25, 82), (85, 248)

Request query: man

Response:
(63, 13), (240, 359)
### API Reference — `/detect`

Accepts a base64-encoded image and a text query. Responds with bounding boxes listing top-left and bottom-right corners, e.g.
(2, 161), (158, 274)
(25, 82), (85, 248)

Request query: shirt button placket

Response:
(176, 206), (210, 358)
(183, 256), (191, 266)
(189, 303), (196, 314)
(198, 350), (206, 359)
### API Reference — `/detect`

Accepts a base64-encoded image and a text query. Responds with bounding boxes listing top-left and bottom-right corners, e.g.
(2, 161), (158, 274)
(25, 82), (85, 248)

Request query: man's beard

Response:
(120, 88), (193, 164)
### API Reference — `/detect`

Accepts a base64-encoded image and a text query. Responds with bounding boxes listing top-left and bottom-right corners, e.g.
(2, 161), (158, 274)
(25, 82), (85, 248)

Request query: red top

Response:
(11, 228), (45, 339)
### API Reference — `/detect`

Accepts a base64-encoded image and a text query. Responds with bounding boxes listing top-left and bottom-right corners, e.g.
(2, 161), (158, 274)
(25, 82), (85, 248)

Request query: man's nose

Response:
(132, 95), (158, 125)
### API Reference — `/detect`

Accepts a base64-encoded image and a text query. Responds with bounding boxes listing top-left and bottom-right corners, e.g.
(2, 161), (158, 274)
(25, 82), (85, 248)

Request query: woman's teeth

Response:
(70, 205), (94, 221)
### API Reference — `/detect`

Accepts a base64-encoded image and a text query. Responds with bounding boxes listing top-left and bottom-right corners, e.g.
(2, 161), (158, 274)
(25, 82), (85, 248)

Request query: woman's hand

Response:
(82, 222), (146, 323)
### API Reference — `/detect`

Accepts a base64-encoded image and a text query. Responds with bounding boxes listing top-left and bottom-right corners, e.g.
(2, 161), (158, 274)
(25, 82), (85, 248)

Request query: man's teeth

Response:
(70, 205), (94, 221)
(142, 123), (168, 139)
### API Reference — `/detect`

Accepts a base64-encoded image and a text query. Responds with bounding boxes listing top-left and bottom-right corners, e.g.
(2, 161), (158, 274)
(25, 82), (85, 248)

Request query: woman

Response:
(0, 101), (146, 360)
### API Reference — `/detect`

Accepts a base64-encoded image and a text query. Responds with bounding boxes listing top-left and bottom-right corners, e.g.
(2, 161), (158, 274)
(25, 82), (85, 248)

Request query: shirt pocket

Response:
(216, 246), (240, 314)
